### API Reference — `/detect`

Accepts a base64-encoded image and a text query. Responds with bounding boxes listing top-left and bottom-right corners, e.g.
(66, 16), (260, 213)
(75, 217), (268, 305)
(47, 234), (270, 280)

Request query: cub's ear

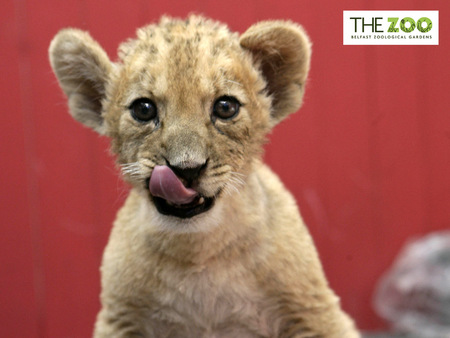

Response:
(240, 21), (311, 125)
(49, 29), (112, 134)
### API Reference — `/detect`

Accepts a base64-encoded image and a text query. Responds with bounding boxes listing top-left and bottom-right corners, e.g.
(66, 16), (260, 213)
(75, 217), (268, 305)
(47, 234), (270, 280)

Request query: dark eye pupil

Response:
(130, 98), (157, 122)
(219, 101), (231, 112)
(213, 96), (240, 119)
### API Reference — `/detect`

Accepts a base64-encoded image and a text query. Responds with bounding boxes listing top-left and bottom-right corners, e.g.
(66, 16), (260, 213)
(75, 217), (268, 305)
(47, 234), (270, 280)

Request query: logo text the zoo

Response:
(343, 11), (439, 45)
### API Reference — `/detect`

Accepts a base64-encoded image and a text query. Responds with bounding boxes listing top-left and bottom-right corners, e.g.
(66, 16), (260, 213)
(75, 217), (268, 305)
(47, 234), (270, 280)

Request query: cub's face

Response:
(49, 16), (311, 221)
(105, 20), (270, 218)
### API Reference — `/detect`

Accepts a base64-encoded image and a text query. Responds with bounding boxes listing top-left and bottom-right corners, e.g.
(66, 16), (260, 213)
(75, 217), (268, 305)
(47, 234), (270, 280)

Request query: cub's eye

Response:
(213, 96), (241, 120)
(129, 98), (157, 122)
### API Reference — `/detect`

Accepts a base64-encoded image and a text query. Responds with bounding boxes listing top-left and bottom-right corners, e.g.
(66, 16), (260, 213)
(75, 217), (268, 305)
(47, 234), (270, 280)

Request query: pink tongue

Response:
(149, 165), (198, 205)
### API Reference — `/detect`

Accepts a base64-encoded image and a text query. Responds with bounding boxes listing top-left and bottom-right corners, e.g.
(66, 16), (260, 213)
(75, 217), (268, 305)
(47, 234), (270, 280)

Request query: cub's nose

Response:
(167, 160), (207, 184)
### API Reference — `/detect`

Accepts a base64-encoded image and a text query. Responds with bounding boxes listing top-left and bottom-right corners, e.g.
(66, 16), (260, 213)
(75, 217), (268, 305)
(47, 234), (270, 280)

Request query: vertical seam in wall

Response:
(414, 0), (432, 232)
(364, 44), (384, 249)
(416, 47), (431, 232)
(13, 0), (47, 336)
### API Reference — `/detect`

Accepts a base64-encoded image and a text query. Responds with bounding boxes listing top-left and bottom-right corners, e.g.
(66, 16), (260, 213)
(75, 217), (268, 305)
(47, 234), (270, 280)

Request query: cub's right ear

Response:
(49, 29), (112, 134)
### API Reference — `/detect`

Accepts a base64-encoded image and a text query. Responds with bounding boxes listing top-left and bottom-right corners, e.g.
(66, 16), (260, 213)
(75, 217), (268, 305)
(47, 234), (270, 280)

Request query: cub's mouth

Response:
(146, 165), (215, 219)
(152, 195), (215, 219)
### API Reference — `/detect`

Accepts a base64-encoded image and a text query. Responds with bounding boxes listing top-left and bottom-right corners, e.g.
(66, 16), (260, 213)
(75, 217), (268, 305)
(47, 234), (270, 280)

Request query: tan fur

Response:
(49, 15), (360, 337)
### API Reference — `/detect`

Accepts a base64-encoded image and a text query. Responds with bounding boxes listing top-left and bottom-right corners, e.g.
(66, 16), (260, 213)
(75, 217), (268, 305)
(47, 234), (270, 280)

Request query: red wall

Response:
(1, 0), (449, 336)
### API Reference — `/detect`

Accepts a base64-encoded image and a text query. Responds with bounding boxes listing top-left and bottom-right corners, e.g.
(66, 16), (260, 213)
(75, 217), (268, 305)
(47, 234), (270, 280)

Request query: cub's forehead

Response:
(119, 15), (239, 60)
(115, 16), (252, 104)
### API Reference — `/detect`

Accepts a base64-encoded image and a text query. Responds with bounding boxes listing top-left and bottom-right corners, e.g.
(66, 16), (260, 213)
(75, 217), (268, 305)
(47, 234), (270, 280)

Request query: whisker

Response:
(120, 162), (147, 179)
(223, 173), (246, 197)
(229, 172), (246, 186)
(228, 178), (243, 189)
(223, 181), (239, 197)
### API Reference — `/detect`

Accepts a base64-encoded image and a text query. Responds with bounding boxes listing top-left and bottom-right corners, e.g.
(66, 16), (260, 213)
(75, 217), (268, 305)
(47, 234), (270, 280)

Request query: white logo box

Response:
(343, 10), (439, 45)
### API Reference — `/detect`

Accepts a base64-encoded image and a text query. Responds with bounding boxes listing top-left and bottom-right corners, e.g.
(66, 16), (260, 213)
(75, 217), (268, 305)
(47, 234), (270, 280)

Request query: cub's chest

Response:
(148, 259), (270, 336)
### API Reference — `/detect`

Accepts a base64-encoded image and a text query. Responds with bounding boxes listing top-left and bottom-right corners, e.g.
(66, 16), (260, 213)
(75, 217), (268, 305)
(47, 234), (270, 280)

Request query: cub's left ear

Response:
(240, 21), (311, 125)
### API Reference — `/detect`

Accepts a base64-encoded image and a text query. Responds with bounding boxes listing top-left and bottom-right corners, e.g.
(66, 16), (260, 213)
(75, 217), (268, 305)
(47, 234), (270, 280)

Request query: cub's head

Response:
(49, 15), (310, 223)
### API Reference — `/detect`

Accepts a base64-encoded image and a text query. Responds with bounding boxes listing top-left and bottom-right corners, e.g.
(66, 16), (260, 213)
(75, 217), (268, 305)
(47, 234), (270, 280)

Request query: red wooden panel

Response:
(265, 0), (450, 330)
(0, 1), (41, 337)
(1, 0), (449, 336)
(19, 1), (111, 336)
(20, 2), (143, 337)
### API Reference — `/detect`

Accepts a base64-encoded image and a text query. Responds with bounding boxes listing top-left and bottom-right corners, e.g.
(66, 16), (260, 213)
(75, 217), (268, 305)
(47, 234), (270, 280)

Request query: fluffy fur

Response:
(49, 15), (360, 337)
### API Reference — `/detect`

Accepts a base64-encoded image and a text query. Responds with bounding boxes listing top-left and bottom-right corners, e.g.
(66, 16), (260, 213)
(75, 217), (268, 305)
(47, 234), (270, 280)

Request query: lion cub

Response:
(50, 15), (359, 338)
